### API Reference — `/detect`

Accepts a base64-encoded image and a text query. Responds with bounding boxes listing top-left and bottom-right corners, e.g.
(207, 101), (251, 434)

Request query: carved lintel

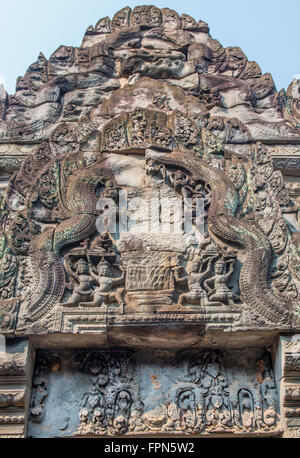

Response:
(27, 348), (280, 437)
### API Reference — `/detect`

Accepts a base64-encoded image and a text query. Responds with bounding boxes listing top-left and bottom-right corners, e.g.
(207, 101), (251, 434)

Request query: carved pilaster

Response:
(275, 335), (300, 438)
(0, 339), (33, 438)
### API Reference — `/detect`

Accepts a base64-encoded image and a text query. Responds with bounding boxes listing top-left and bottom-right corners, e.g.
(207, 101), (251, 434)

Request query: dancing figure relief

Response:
(61, 256), (125, 310)
(86, 258), (125, 310)
(175, 256), (218, 306)
(204, 259), (239, 305)
(62, 258), (94, 307)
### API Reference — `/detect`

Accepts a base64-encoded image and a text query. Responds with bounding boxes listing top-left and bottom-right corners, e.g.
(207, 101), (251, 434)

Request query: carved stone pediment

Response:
(0, 100), (298, 337)
(0, 79), (299, 337)
(0, 5), (300, 438)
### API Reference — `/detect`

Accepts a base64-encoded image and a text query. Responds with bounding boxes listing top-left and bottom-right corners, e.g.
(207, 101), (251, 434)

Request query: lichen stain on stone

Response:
(256, 360), (265, 383)
(150, 374), (162, 389)
(51, 362), (61, 373)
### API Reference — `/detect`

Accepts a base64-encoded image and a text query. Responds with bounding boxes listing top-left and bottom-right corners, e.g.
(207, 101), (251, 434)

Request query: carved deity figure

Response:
(178, 389), (196, 430)
(131, 109), (147, 143)
(128, 399), (145, 432)
(168, 170), (189, 194)
(204, 259), (237, 305)
(263, 400), (277, 428)
(78, 383), (106, 434)
(112, 390), (132, 434)
(146, 159), (166, 183)
(260, 365), (278, 429)
(92, 404), (106, 430)
(115, 390), (132, 417)
(175, 256), (216, 306)
(168, 170), (207, 201)
(62, 258), (94, 307)
(202, 352), (232, 430)
(87, 259), (125, 309)
(90, 231), (116, 254)
(272, 259), (298, 300)
(238, 389), (255, 431)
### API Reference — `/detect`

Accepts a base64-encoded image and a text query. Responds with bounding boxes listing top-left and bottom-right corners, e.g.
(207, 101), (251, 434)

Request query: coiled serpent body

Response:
(26, 163), (103, 322)
(148, 150), (292, 326)
(13, 149), (292, 326)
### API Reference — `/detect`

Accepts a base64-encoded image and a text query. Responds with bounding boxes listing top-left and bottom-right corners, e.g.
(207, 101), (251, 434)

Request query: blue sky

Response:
(0, 0), (299, 94)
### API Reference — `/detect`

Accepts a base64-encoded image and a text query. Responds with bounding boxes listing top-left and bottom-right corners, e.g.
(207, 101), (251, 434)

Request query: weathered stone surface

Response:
(0, 5), (299, 438)
(273, 335), (300, 438)
(27, 348), (281, 438)
(0, 339), (33, 438)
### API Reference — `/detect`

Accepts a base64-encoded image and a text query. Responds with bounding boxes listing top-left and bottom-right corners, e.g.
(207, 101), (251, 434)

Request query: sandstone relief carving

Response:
(0, 5), (300, 438)
(27, 348), (280, 438)
(0, 9), (299, 335)
(0, 340), (32, 438)
(0, 95), (298, 334)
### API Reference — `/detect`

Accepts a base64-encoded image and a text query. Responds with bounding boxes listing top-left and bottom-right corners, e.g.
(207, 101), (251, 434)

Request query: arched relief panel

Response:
(0, 104), (298, 337)
(0, 4), (299, 439)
